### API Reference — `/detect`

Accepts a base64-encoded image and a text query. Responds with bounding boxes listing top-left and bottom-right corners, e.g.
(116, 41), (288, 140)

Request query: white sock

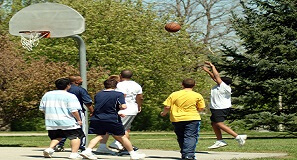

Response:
(46, 148), (54, 152)
(129, 150), (136, 156)
(85, 148), (92, 152)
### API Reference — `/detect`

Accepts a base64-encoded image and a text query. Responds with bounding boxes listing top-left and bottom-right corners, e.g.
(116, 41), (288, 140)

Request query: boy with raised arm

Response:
(202, 61), (247, 149)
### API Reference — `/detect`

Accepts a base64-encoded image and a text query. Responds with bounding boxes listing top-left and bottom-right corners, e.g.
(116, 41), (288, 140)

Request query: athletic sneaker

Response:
(118, 149), (130, 156)
(208, 140), (228, 149)
(182, 156), (196, 160)
(235, 135), (247, 146)
(132, 145), (139, 151)
(68, 153), (83, 160)
(109, 140), (124, 150)
(130, 152), (146, 160)
(80, 150), (97, 160)
(54, 144), (65, 152)
(43, 148), (55, 158)
(95, 147), (116, 155)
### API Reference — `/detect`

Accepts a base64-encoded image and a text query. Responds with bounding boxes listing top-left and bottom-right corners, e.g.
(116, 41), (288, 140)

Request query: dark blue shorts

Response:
(210, 108), (230, 122)
(88, 120), (125, 136)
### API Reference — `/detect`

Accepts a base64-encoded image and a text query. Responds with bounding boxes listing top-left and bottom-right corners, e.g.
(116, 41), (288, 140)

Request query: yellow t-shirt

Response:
(163, 90), (205, 122)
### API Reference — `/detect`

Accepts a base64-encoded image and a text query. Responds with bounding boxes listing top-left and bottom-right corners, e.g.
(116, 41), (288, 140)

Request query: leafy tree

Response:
(0, 32), (108, 130)
(213, 0), (297, 131)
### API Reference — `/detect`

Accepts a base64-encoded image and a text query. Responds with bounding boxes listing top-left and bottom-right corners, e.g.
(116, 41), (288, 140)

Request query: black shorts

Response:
(48, 128), (85, 140)
(210, 108), (230, 122)
(88, 120), (125, 136)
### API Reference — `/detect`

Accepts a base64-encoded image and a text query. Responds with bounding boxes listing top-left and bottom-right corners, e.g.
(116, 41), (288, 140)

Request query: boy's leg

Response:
(80, 135), (103, 160)
(88, 135), (103, 149)
(182, 121), (200, 159)
(113, 135), (133, 151)
(215, 122), (238, 137)
(99, 134), (109, 144)
(70, 137), (81, 153)
(49, 138), (62, 148)
(211, 122), (223, 140)
(79, 110), (86, 150)
(55, 138), (66, 152)
(172, 122), (185, 153)
(95, 133), (116, 155)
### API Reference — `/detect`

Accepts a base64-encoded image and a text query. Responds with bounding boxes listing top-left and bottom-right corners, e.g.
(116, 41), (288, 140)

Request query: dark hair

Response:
(182, 78), (195, 88)
(104, 79), (118, 89)
(55, 78), (70, 90)
(120, 70), (133, 79)
(221, 77), (232, 85)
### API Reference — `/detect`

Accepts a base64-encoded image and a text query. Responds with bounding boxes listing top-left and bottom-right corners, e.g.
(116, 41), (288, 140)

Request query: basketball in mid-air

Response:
(165, 22), (181, 32)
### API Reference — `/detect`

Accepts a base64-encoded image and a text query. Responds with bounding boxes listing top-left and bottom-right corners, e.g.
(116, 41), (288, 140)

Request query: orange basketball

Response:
(165, 22), (181, 32)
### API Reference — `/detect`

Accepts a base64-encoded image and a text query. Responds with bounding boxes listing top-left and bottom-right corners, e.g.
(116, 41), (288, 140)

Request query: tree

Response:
(0, 32), (108, 130)
(213, 0), (297, 131)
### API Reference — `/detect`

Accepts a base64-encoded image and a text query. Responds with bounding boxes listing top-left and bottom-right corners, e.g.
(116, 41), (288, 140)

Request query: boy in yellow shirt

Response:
(161, 78), (205, 160)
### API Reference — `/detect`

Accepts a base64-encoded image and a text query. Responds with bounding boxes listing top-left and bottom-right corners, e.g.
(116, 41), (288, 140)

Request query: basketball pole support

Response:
(70, 35), (89, 146)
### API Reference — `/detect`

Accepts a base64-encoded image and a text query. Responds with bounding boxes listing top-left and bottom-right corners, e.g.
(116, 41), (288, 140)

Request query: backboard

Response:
(9, 2), (85, 38)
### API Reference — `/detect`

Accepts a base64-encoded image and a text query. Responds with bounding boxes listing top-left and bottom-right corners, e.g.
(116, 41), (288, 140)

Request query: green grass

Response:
(0, 131), (296, 160)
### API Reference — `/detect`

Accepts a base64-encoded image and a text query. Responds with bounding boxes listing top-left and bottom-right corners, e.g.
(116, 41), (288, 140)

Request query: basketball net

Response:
(19, 31), (50, 51)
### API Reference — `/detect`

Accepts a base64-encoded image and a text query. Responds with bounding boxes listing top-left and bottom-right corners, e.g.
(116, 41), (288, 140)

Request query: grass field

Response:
(0, 131), (296, 160)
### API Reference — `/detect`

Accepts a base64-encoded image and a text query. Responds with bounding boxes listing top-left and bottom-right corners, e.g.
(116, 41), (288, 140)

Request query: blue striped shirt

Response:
(39, 90), (81, 130)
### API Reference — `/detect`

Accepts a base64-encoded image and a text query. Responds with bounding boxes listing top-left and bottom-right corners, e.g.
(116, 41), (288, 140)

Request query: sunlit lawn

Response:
(0, 131), (296, 160)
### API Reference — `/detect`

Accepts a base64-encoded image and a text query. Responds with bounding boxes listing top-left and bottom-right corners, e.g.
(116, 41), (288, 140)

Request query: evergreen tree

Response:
(213, 0), (297, 131)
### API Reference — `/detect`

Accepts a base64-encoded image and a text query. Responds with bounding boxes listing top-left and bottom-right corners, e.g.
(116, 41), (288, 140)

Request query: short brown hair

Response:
(182, 78), (195, 88)
(104, 79), (118, 89)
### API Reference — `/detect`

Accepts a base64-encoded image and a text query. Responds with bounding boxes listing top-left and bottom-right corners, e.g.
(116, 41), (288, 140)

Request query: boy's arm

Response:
(160, 106), (170, 117)
(136, 94), (143, 113)
(120, 104), (127, 110)
(72, 111), (82, 126)
(201, 66), (216, 82)
(204, 61), (222, 85)
(85, 103), (94, 116)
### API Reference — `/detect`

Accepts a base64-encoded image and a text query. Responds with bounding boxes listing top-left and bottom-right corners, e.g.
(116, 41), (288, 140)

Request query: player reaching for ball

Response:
(201, 61), (247, 149)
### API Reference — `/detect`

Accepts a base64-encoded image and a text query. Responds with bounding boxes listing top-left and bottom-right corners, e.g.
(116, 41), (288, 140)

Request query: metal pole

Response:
(70, 35), (89, 145)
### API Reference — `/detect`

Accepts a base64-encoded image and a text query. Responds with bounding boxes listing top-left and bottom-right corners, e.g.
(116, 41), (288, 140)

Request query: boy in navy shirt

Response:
(80, 79), (145, 160)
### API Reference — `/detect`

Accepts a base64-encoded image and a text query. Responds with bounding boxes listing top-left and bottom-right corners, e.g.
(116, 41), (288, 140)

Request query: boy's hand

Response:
(204, 61), (214, 67)
(119, 113), (126, 117)
(201, 66), (209, 71)
(160, 112), (167, 117)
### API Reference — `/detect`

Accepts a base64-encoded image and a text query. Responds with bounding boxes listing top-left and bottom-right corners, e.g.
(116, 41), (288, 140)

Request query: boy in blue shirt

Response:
(80, 79), (145, 160)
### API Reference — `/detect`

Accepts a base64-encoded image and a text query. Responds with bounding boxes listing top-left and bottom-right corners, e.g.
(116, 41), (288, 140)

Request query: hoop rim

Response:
(19, 30), (51, 38)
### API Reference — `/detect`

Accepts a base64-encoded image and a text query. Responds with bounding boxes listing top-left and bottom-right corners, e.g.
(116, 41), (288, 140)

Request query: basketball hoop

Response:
(19, 31), (50, 51)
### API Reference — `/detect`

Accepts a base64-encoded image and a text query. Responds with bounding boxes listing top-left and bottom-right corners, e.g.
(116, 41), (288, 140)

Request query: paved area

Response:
(0, 147), (287, 160)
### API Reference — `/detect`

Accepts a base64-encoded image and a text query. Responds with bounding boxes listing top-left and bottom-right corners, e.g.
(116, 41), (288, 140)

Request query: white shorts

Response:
(121, 115), (136, 130)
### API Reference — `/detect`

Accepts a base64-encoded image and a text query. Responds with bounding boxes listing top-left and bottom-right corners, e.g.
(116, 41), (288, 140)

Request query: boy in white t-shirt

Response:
(202, 61), (247, 149)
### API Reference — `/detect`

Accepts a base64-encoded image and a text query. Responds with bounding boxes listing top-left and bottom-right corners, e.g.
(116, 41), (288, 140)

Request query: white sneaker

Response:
(109, 140), (124, 150)
(130, 152), (146, 160)
(43, 148), (54, 158)
(95, 147), (116, 155)
(235, 135), (247, 146)
(80, 150), (97, 160)
(69, 153), (83, 160)
(208, 140), (228, 149)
